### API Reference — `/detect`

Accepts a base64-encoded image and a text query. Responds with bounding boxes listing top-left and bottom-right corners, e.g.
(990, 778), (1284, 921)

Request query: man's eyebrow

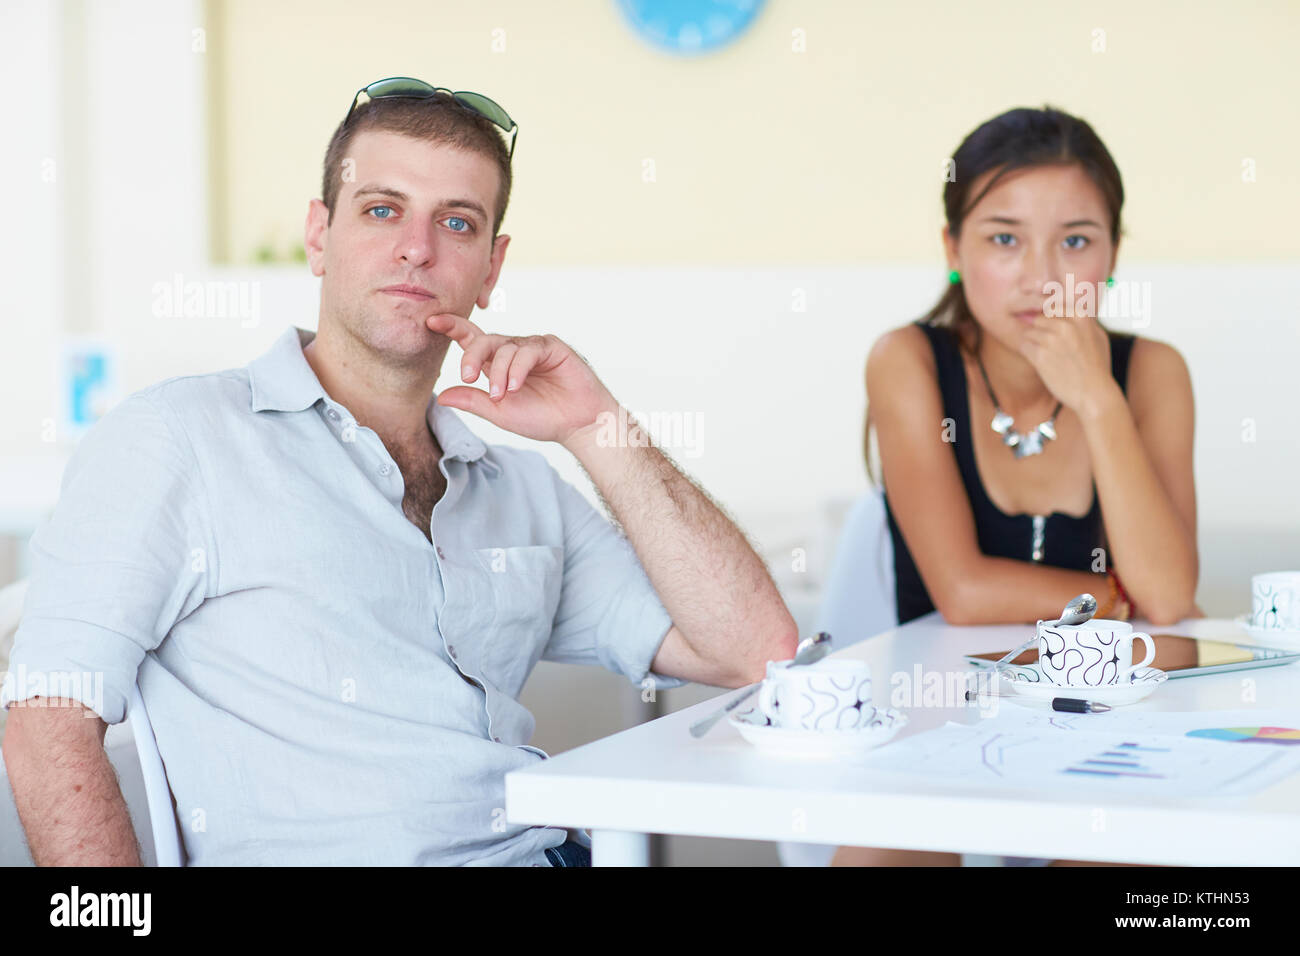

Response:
(439, 199), (489, 221)
(351, 185), (488, 221)
(352, 184), (409, 203)
(976, 215), (1104, 229)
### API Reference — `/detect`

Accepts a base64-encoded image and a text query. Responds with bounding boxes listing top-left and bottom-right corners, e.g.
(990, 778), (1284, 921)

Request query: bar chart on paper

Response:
(864, 709), (1300, 797)
(1063, 741), (1185, 780)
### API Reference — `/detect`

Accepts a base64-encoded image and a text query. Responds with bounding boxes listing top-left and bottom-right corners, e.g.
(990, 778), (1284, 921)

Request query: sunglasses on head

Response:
(345, 77), (517, 161)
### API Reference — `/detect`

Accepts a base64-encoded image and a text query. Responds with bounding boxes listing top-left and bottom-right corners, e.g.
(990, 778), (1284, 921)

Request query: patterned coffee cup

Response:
(1250, 571), (1300, 631)
(1037, 618), (1156, 687)
(757, 659), (873, 731)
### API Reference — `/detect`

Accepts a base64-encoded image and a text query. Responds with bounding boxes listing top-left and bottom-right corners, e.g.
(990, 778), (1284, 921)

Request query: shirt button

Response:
(378, 464), (392, 476)
(436, 546), (446, 558)
(493, 736), (501, 743)
(448, 645), (456, 657)
(327, 409), (339, 420)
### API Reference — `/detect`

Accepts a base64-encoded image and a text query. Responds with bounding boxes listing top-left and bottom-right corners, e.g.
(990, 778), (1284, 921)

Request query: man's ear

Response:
(476, 233), (511, 310)
(305, 199), (330, 277)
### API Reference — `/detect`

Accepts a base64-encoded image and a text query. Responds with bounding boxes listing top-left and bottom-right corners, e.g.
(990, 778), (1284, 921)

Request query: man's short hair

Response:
(320, 92), (512, 238)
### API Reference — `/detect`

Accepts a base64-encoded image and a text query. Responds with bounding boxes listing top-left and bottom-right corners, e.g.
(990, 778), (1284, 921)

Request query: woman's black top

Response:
(883, 320), (1137, 625)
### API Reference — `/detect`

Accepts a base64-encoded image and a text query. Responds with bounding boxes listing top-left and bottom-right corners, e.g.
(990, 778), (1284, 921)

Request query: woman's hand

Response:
(1017, 313), (1120, 420)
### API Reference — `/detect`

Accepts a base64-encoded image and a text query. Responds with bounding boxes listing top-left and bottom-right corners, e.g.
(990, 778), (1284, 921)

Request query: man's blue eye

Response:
(1064, 235), (1089, 250)
(992, 233), (1015, 246)
(367, 206), (394, 219)
(446, 217), (471, 233)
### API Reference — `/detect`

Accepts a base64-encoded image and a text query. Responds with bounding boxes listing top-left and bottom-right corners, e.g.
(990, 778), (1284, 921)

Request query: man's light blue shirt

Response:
(1, 325), (685, 865)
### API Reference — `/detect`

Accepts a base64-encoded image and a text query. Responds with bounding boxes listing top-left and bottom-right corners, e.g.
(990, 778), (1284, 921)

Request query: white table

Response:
(505, 613), (1300, 866)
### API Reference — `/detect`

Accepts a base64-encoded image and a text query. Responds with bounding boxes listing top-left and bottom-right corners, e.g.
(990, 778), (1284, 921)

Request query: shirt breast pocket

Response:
(473, 545), (563, 698)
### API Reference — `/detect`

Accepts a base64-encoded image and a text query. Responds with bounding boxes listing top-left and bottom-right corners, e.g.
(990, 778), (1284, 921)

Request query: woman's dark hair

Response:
(864, 104), (1125, 482)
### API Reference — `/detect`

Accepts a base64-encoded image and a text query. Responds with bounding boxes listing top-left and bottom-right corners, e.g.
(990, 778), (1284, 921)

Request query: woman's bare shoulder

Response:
(1125, 335), (1193, 414)
(1127, 335), (1190, 377)
(866, 323), (937, 395)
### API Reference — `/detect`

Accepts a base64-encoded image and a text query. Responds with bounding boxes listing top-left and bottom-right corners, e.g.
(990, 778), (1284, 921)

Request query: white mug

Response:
(1037, 618), (1156, 687)
(757, 659), (873, 731)
(1250, 571), (1300, 631)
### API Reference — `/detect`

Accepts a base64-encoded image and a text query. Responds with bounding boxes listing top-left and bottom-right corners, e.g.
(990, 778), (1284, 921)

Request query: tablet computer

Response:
(964, 633), (1300, 678)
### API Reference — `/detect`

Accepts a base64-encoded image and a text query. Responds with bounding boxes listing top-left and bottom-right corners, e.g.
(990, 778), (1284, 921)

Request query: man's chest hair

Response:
(390, 446), (447, 507)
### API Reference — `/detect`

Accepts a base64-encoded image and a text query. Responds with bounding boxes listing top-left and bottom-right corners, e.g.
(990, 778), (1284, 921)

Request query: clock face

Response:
(616, 0), (766, 55)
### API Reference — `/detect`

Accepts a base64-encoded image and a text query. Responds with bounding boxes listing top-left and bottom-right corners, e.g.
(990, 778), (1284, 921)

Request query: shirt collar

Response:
(248, 326), (326, 413)
(428, 396), (492, 467)
(248, 325), (495, 471)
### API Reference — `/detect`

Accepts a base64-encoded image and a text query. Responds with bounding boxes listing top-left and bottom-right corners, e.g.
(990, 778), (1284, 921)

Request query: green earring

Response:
(949, 270), (961, 284)
(1106, 276), (1115, 287)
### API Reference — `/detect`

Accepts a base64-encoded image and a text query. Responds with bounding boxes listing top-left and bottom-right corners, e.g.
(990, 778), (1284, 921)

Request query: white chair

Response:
(0, 576), (182, 866)
(0, 577), (29, 665)
(127, 681), (184, 865)
(814, 490), (898, 647)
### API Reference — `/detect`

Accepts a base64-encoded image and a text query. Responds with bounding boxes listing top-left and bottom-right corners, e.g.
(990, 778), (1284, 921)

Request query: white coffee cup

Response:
(1250, 571), (1300, 632)
(757, 658), (873, 731)
(1037, 618), (1156, 687)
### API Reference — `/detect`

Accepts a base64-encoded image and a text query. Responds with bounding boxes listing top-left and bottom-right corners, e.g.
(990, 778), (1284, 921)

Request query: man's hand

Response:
(427, 313), (619, 444)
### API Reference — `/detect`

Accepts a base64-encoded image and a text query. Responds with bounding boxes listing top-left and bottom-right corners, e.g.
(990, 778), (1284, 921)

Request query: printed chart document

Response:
(863, 707), (1300, 797)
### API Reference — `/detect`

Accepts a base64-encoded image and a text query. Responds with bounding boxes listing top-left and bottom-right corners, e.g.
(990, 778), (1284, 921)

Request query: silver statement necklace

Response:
(972, 350), (1062, 459)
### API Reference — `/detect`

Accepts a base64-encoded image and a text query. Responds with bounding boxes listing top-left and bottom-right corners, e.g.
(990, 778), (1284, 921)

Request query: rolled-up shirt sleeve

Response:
(0, 391), (212, 724)
(541, 468), (687, 690)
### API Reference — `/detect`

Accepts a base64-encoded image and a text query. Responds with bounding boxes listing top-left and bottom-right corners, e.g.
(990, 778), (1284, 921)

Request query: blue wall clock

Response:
(617, 0), (766, 55)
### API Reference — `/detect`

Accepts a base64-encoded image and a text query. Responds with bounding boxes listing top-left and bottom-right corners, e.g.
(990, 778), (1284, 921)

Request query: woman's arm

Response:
(868, 325), (1109, 625)
(1078, 338), (1198, 624)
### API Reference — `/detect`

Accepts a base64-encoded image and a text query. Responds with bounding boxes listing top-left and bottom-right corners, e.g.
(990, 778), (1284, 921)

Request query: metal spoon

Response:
(986, 593), (1098, 674)
(688, 632), (833, 738)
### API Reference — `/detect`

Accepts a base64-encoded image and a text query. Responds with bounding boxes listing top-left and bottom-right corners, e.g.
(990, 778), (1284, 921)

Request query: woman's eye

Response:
(445, 217), (472, 233)
(1063, 234), (1089, 250)
(991, 233), (1015, 247)
(366, 205), (395, 220)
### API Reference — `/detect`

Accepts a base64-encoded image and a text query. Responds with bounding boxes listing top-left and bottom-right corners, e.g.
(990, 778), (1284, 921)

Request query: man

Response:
(0, 79), (797, 866)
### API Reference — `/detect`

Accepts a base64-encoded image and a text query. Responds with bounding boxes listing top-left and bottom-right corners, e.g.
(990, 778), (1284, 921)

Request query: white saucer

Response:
(728, 705), (908, 757)
(997, 662), (1167, 706)
(1234, 614), (1300, 649)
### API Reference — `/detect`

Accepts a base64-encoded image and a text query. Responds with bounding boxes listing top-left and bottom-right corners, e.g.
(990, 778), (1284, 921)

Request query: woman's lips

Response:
(1014, 310), (1041, 324)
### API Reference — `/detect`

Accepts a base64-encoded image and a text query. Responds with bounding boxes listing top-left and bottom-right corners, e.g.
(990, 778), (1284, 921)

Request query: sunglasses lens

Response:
(452, 92), (514, 132)
(364, 77), (437, 100)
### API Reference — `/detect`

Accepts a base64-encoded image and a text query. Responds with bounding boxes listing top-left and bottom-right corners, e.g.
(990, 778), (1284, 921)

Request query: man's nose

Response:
(397, 221), (436, 268)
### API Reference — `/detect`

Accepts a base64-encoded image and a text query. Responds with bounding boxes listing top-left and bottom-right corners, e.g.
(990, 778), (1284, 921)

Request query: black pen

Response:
(1052, 697), (1112, 714)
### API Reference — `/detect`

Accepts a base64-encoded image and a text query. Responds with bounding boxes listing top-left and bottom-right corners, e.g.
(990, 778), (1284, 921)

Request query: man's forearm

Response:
(562, 407), (799, 674)
(3, 700), (143, 866)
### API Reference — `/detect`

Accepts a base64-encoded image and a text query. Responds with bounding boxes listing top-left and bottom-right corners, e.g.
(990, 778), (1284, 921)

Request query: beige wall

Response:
(207, 0), (1300, 267)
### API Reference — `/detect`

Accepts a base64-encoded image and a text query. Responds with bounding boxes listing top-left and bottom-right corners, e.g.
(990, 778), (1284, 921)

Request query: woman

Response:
(834, 106), (1198, 867)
